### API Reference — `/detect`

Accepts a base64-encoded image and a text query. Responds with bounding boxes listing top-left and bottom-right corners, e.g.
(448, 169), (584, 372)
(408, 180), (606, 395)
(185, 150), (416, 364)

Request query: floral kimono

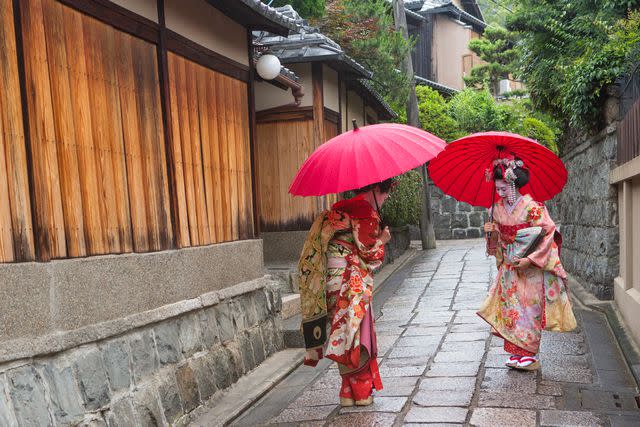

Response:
(477, 194), (577, 356)
(298, 194), (384, 400)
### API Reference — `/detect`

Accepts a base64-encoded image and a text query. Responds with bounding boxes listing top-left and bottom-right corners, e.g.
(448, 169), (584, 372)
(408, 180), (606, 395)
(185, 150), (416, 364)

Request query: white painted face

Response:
(495, 179), (511, 201)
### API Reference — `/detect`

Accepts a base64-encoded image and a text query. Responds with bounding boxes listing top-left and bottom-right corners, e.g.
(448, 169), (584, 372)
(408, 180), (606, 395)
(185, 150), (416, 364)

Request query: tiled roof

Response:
(420, 0), (486, 29)
(353, 79), (398, 120)
(252, 6), (372, 78)
(415, 75), (459, 96)
(241, 0), (302, 31)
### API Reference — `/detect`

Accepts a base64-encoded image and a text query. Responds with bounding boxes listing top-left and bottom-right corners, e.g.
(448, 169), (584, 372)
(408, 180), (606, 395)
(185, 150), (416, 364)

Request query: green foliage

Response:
(380, 171), (422, 227)
(521, 117), (558, 153)
(316, 0), (413, 110)
(506, 1), (640, 130)
(448, 89), (503, 133)
(415, 86), (462, 141)
(417, 88), (559, 151)
(465, 26), (519, 95)
(269, 0), (326, 18)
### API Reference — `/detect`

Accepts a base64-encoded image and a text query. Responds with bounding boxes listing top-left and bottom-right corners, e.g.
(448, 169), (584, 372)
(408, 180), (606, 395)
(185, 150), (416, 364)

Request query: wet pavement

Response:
(232, 240), (640, 426)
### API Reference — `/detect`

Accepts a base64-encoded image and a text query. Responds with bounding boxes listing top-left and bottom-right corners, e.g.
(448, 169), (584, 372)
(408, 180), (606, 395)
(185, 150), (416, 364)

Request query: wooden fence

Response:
(618, 63), (640, 165)
(255, 107), (338, 231)
(0, 0), (253, 262)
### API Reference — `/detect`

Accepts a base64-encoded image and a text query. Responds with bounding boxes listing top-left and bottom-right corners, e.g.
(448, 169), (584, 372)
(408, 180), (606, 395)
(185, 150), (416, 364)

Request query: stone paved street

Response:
(232, 240), (640, 426)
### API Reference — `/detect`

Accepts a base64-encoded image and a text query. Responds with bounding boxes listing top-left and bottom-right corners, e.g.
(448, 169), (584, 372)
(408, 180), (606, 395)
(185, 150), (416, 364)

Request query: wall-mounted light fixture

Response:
(256, 53), (281, 81)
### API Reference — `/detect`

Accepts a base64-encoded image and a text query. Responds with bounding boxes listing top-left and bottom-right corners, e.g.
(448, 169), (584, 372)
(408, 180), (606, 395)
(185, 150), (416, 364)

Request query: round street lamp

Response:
(256, 54), (281, 81)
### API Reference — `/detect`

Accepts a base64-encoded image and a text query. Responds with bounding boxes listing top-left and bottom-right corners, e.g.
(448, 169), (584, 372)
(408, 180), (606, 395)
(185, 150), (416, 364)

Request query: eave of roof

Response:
(415, 75), (459, 96)
(351, 79), (397, 121)
(206, 0), (301, 36)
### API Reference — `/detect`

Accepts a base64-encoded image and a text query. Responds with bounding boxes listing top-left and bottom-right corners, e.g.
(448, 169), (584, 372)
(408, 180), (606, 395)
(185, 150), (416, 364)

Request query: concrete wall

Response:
(111, 0), (159, 22)
(165, 0), (248, 66)
(432, 15), (473, 90)
(262, 231), (308, 265)
(612, 156), (640, 345)
(550, 126), (619, 300)
(323, 65), (340, 114)
(0, 240), (264, 356)
(0, 277), (284, 426)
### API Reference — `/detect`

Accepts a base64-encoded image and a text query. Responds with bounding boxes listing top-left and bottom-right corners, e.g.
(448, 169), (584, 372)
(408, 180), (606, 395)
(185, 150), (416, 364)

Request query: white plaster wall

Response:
(110, 0), (159, 22)
(288, 63), (313, 107)
(433, 15), (473, 90)
(346, 90), (365, 130)
(365, 106), (379, 124)
(323, 65), (340, 114)
(254, 82), (294, 112)
(165, 0), (248, 66)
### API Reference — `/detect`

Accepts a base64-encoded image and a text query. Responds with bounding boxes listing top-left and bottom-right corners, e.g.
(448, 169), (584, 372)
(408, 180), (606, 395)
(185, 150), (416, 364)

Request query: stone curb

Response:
(184, 349), (305, 426)
(567, 274), (640, 389)
(0, 276), (275, 364)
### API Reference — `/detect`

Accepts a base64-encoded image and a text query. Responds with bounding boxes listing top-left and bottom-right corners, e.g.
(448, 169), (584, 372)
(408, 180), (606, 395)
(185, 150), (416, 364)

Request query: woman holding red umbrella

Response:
(428, 132), (577, 371)
(479, 157), (576, 370)
(293, 122), (446, 406)
(299, 179), (394, 406)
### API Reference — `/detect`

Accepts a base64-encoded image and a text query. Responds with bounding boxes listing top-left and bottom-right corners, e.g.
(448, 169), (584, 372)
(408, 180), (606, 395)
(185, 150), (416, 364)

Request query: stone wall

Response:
(0, 278), (283, 426)
(549, 126), (619, 300)
(429, 183), (487, 240)
(384, 226), (411, 264)
(0, 240), (264, 351)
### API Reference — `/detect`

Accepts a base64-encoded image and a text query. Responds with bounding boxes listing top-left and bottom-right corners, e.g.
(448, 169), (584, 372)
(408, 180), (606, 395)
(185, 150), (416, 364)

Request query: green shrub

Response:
(380, 171), (422, 227)
(416, 86), (462, 142)
(521, 117), (558, 153)
(448, 89), (503, 133)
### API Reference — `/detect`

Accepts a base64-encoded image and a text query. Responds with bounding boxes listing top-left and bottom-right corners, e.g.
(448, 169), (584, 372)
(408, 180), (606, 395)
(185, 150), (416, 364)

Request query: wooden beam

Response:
(247, 29), (259, 238)
(165, 29), (249, 82)
(324, 108), (339, 125)
(156, 0), (178, 248)
(256, 106), (313, 123)
(57, 0), (159, 44)
(312, 63), (325, 211)
(12, 0), (38, 261)
(338, 74), (343, 134)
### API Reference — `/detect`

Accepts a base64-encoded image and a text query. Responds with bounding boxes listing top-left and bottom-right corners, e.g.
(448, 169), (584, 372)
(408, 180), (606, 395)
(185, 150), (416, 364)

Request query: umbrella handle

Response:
(486, 180), (497, 256)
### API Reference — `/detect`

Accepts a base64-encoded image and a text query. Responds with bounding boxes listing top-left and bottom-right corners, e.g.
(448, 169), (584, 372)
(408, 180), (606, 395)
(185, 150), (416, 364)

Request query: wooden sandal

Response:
(355, 396), (373, 406)
(505, 355), (521, 368)
(514, 356), (540, 371)
(340, 397), (355, 407)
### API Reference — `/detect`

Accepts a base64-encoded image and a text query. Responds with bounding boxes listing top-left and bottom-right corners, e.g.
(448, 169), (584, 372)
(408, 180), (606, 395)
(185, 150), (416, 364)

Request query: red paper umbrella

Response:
(428, 131), (567, 207)
(289, 123), (446, 196)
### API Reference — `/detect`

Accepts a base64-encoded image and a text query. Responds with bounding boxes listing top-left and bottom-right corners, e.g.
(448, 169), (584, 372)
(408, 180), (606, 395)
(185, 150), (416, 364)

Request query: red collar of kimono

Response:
(331, 194), (377, 219)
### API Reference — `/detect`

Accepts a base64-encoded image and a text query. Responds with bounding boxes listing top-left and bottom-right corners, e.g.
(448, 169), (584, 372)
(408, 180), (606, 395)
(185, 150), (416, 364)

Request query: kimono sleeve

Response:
(352, 216), (385, 268)
(525, 202), (557, 268)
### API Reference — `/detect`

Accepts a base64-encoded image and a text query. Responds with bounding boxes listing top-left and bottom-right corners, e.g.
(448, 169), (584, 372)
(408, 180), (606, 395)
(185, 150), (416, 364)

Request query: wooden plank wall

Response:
(167, 52), (252, 246)
(619, 98), (640, 165)
(0, 0), (35, 262)
(18, 0), (172, 261)
(255, 113), (341, 231)
(0, 0), (255, 263)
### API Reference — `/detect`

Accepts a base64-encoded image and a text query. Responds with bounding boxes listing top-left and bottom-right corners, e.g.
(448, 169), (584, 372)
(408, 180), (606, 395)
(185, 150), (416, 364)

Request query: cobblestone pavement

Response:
(233, 240), (640, 426)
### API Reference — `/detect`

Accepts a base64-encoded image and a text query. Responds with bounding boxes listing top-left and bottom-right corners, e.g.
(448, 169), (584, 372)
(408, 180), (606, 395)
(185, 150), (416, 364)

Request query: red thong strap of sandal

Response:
(518, 357), (537, 364)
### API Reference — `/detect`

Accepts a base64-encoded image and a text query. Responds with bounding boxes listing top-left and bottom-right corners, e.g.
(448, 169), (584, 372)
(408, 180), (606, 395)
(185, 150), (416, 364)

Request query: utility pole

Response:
(392, 0), (436, 249)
